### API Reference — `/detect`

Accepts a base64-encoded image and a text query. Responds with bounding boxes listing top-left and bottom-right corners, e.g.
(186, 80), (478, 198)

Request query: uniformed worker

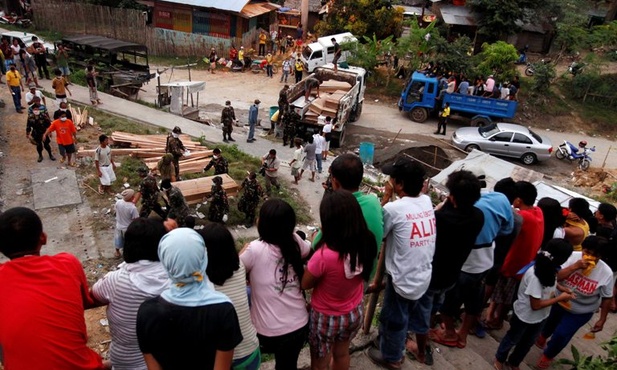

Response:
(237, 171), (264, 228)
(165, 126), (186, 180)
(203, 148), (229, 175)
(133, 167), (167, 219)
(160, 179), (191, 227)
(208, 176), (229, 223)
(221, 100), (237, 143)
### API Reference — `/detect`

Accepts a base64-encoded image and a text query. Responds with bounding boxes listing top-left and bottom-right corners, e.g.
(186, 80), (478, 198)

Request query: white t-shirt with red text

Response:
(383, 195), (436, 300)
(559, 251), (613, 314)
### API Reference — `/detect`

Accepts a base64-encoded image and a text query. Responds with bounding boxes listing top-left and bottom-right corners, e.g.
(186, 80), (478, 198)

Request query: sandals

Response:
(429, 328), (465, 348)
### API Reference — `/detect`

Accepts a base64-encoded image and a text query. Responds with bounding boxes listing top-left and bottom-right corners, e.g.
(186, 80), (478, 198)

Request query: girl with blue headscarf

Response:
(136, 228), (243, 370)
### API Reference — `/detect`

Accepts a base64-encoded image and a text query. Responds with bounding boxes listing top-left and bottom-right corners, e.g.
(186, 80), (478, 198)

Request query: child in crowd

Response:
(302, 190), (377, 370)
(494, 239), (574, 370)
(51, 68), (71, 104)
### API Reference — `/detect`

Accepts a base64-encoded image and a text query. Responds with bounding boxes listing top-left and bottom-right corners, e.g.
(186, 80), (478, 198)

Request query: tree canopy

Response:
(467, 0), (543, 41)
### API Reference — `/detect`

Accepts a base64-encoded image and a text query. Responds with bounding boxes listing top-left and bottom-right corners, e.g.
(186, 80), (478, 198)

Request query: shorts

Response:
(58, 143), (76, 156)
(409, 284), (454, 335)
(59, 66), (71, 76)
(440, 270), (488, 317)
(308, 303), (362, 358)
(490, 275), (520, 306)
(56, 94), (68, 104)
(332, 55), (340, 64)
(302, 159), (316, 171)
(99, 165), (117, 186)
(114, 228), (126, 249)
(291, 167), (300, 176)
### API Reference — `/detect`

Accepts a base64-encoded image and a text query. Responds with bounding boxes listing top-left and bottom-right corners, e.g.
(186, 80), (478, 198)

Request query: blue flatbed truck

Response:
(398, 72), (518, 126)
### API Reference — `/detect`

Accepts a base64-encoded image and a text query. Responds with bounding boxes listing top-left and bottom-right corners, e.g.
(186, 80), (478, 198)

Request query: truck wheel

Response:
(350, 102), (363, 122)
(521, 153), (537, 165)
(471, 117), (489, 127)
(330, 128), (346, 148)
(409, 107), (428, 123)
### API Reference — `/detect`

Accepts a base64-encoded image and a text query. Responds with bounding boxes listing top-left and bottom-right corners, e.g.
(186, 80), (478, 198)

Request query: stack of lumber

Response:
(319, 80), (352, 93)
(77, 131), (214, 175)
(68, 105), (95, 130)
(306, 89), (349, 124)
(172, 174), (239, 205)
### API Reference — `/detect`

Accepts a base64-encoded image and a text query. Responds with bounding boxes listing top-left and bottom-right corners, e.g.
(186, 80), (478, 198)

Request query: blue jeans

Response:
(541, 304), (593, 359)
(10, 86), (22, 111)
(315, 153), (323, 173)
(495, 312), (545, 366)
(266, 65), (273, 77)
(280, 70), (289, 82)
(248, 121), (256, 140)
(409, 285), (453, 335)
(379, 275), (419, 362)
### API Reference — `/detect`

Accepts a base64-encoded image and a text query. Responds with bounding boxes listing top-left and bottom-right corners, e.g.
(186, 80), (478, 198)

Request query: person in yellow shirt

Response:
(435, 102), (450, 135)
(265, 52), (273, 78)
(6, 64), (25, 113)
(294, 59), (304, 83)
(258, 31), (267, 56)
(238, 46), (245, 71)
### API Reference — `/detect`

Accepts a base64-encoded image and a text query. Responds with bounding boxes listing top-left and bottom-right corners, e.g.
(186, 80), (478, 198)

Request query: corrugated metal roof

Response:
(240, 2), (280, 18)
(439, 4), (478, 26)
(284, 0), (323, 13)
(158, 0), (250, 13)
(62, 35), (148, 52)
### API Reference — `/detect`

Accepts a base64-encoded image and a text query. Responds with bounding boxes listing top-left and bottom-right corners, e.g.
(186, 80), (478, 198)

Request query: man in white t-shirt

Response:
(25, 83), (45, 106)
(313, 130), (325, 174)
(367, 158), (436, 369)
(322, 116), (333, 160)
(114, 189), (139, 257)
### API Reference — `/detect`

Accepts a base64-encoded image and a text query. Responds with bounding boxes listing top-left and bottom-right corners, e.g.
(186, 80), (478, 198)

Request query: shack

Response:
(61, 35), (153, 99)
(158, 80), (206, 121)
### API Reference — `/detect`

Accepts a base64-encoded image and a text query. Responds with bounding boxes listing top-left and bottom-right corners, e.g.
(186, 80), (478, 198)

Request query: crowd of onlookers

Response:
(0, 151), (615, 370)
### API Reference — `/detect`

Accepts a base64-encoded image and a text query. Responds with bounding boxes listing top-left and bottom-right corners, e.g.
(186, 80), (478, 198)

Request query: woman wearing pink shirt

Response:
(240, 199), (310, 370)
(302, 190), (377, 370)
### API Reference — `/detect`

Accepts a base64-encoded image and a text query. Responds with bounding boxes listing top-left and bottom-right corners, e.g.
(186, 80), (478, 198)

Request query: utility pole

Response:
(301, 0), (309, 39)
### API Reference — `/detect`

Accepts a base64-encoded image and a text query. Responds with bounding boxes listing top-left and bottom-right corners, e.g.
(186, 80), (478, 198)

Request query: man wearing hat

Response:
(165, 126), (186, 181)
(134, 168), (167, 219)
(114, 189), (139, 258)
(25, 83), (45, 106)
(367, 158), (436, 369)
(221, 100), (237, 143)
(247, 99), (260, 142)
(160, 179), (191, 228)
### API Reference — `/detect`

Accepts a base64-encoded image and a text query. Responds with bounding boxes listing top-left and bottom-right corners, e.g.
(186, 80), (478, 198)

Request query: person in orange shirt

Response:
(43, 111), (78, 166)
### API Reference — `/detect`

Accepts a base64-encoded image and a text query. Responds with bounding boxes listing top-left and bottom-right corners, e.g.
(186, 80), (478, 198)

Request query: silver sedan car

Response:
(451, 123), (553, 165)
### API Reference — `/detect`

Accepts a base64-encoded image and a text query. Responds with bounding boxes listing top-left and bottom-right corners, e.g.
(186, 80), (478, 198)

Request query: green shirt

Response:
(56, 51), (69, 67)
(312, 191), (384, 279)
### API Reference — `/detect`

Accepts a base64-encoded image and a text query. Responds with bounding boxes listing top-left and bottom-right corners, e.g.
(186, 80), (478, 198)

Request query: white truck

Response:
(300, 32), (357, 73)
(288, 64), (366, 147)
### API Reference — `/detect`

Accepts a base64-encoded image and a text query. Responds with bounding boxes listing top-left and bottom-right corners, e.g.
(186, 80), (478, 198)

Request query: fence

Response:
(31, 0), (261, 57)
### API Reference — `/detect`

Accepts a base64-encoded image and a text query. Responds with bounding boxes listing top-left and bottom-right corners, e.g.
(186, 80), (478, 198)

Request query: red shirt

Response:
(0, 253), (104, 370)
(501, 206), (545, 278)
(47, 118), (77, 145)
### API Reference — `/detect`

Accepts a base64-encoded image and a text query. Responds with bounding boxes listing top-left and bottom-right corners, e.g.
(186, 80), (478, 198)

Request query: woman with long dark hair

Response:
(537, 197), (566, 249)
(200, 223), (261, 370)
(493, 239), (574, 370)
(565, 198), (595, 251)
(240, 199), (310, 370)
(302, 190), (376, 370)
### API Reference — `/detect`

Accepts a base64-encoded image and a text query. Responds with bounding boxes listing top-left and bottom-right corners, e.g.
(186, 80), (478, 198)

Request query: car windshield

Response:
(529, 129), (543, 143)
(479, 123), (499, 138)
(302, 46), (312, 59)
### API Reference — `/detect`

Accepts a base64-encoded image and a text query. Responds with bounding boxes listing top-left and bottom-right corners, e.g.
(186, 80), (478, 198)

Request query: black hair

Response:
(295, 230), (306, 240)
(184, 216), (196, 229)
(248, 171), (257, 180)
(317, 190), (377, 281)
(330, 153), (363, 191)
(55, 68), (62, 76)
(257, 199), (304, 291)
(582, 235), (607, 258)
(514, 181), (537, 206)
(99, 134), (108, 143)
(537, 197), (566, 249)
(307, 135), (314, 144)
(213, 148), (221, 154)
(160, 179), (172, 190)
(494, 177), (517, 204)
(0, 207), (43, 258)
(87, 65), (93, 72)
(199, 223), (240, 286)
(445, 170), (481, 210)
(569, 198), (597, 233)
(598, 203), (617, 223)
(123, 218), (166, 263)
(394, 160), (425, 197)
(269, 149), (276, 156)
(534, 238), (573, 287)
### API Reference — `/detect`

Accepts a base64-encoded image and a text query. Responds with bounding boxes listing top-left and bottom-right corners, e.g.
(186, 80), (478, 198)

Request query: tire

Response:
(409, 107), (428, 123)
(555, 148), (566, 160)
(579, 159), (590, 171)
(525, 67), (534, 76)
(465, 144), (480, 152)
(471, 117), (490, 127)
(251, 65), (261, 73)
(521, 153), (537, 165)
(330, 127), (346, 148)
(350, 102), (363, 122)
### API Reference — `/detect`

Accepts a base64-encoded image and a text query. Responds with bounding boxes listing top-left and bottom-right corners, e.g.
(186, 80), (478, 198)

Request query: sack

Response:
(226, 60), (233, 68)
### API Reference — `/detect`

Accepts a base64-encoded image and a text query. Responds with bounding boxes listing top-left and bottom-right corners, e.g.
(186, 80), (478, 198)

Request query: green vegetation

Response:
(558, 335), (617, 369)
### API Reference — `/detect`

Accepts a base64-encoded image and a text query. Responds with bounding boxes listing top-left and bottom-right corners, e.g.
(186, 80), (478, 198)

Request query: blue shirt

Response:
(458, 81), (470, 94)
(248, 104), (259, 124)
(474, 192), (514, 246)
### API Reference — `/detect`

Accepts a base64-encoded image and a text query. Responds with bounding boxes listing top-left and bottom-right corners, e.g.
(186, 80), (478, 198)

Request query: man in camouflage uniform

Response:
(26, 97), (56, 162)
(160, 179), (191, 227)
(282, 110), (299, 147)
(165, 126), (186, 181)
(208, 176), (229, 223)
(278, 84), (289, 116)
(134, 167), (167, 219)
(221, 100), (237, 143)
(287, 109), (302, 148)
(238, 171), (264, 228)
(203, 148), (228, 175)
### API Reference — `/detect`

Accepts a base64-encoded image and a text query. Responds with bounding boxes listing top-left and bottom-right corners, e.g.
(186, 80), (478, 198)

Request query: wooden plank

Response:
(171, 174), (239, 204)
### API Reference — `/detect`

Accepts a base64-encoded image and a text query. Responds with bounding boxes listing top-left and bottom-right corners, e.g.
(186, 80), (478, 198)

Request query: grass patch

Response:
(148, 55), (210, 70)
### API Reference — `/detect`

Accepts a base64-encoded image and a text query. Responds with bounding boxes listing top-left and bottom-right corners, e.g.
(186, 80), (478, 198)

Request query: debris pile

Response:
(572, 168), (617, 195)
(69, 105), (96, 130)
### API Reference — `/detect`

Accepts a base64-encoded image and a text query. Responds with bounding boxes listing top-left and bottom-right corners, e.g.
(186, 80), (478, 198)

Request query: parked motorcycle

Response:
(0, 12), (31, 28)
(251, 59), (278, 74)
(524, 62), (535, 76)
(555, 140), (595, 171)
(568, 61), (584, 76)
